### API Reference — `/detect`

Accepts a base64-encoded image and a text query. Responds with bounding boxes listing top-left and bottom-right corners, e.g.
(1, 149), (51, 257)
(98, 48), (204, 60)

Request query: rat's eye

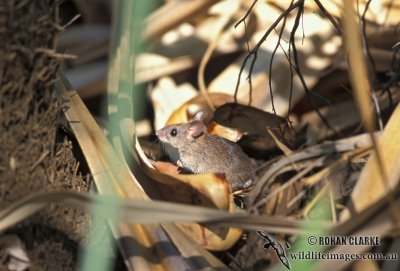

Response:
(170, 128), (177, 137)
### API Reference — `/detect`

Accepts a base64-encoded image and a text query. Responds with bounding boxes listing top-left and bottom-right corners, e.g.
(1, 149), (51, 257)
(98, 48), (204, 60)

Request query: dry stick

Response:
(243, 21), (250, 53)
(267, 128), (292, 155)
(268, 17), (288, 116)
(312, 186), (400, 271)
(252, 162), (318, 212)
(248, 132), (376, 207)
(234, 0), (259, 28)
(329, 181), (337, 223)
(50, 14), (81, 31)
(233, 0), (303, 104)
(247, 50), (256, 105)
(289, 4), (341, 137)
(278, 37), (332, 107)
(343, 0), (400, 224)
(261, 148), (370, 215)
(62, 14), (81, 29)
(34, 48), (77, 59)
(197, 15), (233, 111)
(361, 0), (377, 79)
(313, 0), (343, 34)
(235, 0), (338, 135)
(371, 90), (384, 130)
(287, 190), (306, 208)
(286, 1), (296, 123)
(268, 1), (291, 138)
(360, 0), (384, 130)
(29, 150), (50, 172)
(302, 182), (329, 217)
(300, 6), (305, 43)
(382, 47), (400, 107)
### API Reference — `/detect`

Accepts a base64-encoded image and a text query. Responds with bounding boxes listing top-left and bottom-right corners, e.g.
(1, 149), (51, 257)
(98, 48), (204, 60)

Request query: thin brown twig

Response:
(252, 162), (319, 212)
(289, 3), (340, 136)
(234, 0), (259, 28)
(343, 0), (400, 225)
(248, 132), (376, 207)
(247, 50), (256, 105)
(381, 46), (400, 108)
(29, 150), (50, 172)
(313, 0), (343, 34)
(286, 4), (295, 122)
(62, 14), (81, 29)
(234, 0), (338, 135)
(329, 181), (337, 223)
(34, 48), (77, 59)
(268, 9), (291, 139)
(49, 14), (80, 32)
(243, 21), (250, 53)
(234, 0), (303, 103)
(197, 15), (233, 111)
(268, 1), (291, 117)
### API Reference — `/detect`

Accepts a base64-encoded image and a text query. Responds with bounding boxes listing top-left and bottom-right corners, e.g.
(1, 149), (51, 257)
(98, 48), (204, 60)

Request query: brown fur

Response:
(156, 120), (255, 191)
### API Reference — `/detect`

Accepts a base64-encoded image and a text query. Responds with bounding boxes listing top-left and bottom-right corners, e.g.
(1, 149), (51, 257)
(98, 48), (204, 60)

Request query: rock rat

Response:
(156, 111), (256, 191)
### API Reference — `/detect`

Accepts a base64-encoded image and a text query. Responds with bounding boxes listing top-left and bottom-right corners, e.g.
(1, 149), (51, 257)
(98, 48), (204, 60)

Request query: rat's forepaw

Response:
(176, 160), (193, 174)
(177, 159), (184, 167)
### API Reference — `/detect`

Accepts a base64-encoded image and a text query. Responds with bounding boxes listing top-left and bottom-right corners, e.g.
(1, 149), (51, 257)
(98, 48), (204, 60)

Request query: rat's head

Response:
(156, 120), (205, 148)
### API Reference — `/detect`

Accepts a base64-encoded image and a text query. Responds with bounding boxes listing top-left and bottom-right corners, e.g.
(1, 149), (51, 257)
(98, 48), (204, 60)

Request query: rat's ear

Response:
(192, 110), (209, 123)
(187, 121), (204, 140)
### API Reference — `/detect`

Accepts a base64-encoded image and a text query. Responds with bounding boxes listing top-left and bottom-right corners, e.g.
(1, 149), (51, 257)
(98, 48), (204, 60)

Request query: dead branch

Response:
(233, 0), (303, 103)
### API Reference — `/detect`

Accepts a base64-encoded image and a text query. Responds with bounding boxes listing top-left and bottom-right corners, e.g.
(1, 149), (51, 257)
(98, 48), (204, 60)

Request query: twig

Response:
(359, 0), (390, 130)
(49, 14), (80, 32)
(289, 4), (340, 136)
(343, 0), (400, 225)
(329, 181), (337, 223)
(234, 0), (303, 103)
(62, 14), (81, 29)
(287, 190), (306, 208)
(248, 132), (376, 206)
(381, 46), (400, 108)
(197, 15), (233, 111)
(234, 0), (259, 28)
(370, 90), (384, 130)
(268, 2), (290, 118)
(302, 182), (329, 217)
(29, 150), (50, 172)
(252, 162), (318, 212)
(235, 0), (338, 135)
(361, 0), (378, 83)
(34, 48), (77, 59)
(313, 0), (343, 34)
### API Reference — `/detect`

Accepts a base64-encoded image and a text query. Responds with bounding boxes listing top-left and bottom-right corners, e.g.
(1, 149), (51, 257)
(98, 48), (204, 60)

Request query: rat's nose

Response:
(156, 129), (164, 137)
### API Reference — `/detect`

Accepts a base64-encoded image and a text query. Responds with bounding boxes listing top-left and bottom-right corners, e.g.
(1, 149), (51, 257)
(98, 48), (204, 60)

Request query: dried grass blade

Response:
(342, 0), (400, 222)
(0, 191), (330, 235)
(342, 104), (400, 220)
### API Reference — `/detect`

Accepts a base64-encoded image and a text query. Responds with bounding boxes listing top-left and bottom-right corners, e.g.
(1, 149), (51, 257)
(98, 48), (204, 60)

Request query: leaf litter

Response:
(2, 0), (400, 270)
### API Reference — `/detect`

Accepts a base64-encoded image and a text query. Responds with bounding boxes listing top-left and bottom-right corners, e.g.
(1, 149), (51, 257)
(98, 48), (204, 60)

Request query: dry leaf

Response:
(212, 103), (295, 157)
